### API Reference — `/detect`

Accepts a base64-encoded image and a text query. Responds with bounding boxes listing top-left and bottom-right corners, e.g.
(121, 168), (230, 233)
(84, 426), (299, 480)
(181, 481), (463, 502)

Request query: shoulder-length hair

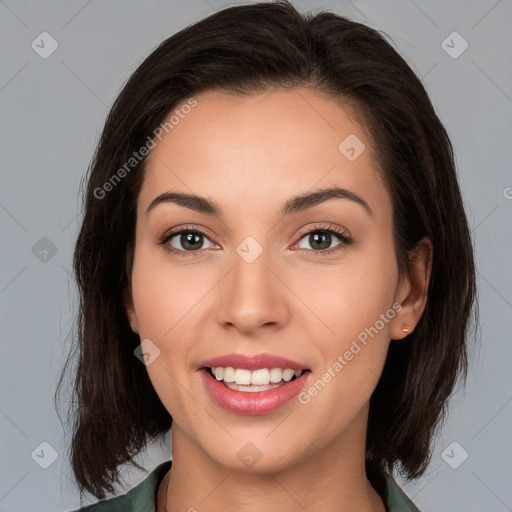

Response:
(55, 0), (477, 501)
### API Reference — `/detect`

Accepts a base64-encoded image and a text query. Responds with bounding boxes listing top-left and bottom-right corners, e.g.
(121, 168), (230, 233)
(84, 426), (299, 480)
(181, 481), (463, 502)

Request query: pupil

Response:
(311, 232), (330, 250)
(182, 232), (202, 250)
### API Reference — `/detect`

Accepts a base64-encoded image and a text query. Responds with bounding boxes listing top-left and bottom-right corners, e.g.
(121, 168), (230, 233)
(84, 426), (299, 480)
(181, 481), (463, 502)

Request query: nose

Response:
(216, 245), (290, 335)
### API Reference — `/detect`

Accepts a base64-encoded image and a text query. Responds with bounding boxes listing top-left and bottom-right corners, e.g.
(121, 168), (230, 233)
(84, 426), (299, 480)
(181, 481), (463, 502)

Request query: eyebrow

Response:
(146, 186), (373, 218)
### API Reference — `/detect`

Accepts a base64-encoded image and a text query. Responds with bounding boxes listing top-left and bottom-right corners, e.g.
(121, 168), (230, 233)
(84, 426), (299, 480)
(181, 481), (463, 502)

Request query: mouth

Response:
(204, 366), (308, 392)
(199, 364), (311, 415)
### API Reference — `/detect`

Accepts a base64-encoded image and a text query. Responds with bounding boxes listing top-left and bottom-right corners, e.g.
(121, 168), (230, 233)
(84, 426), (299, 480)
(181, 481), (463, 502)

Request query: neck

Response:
(158, 407), (386, 512)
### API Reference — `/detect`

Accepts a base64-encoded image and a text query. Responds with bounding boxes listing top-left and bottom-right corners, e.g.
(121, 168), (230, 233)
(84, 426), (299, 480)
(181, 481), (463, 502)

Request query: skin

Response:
(123, 88), (432, 512)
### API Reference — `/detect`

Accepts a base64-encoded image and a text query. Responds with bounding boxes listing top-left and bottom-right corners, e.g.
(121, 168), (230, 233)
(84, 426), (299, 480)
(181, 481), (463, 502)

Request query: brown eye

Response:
(295, 227), (351, 254)
(174, 231), (205, 251)
(159, 228), (217, 256)
(303, 231), (334, 250)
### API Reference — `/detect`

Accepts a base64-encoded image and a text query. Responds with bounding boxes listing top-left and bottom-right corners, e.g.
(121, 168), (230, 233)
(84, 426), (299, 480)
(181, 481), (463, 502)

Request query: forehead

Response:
(138, 88), (390, 220)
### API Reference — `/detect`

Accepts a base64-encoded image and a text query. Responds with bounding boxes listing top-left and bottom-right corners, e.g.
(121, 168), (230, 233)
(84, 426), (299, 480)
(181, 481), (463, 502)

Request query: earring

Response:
(402, 326), (410, 334)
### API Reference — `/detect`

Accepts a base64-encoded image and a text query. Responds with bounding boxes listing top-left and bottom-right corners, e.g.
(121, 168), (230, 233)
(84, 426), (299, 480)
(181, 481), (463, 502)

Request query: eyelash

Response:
(156, 223), (352, 258)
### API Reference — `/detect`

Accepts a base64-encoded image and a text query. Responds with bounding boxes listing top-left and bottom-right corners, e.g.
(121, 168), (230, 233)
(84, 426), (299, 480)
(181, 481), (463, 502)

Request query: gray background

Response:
(1, 0), (511, 510)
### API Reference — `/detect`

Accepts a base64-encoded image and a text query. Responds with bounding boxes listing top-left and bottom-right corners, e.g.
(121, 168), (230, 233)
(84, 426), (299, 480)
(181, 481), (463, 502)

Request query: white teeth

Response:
(251, 368), (270, 385)
(223, 367), (235, 383)
(269, 368), (283, 383)
(282, 369), (295, 382)
(209, 366), (304, 386)
(234, 368), (252, 385)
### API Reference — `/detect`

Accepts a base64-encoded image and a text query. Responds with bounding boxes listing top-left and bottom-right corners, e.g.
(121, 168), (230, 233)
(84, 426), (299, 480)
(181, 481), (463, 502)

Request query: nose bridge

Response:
(216, 237), (287, 332)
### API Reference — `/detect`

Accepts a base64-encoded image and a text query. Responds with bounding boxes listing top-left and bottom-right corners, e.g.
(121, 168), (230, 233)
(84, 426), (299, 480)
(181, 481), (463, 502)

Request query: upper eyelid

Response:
(295, 223), (349, 239)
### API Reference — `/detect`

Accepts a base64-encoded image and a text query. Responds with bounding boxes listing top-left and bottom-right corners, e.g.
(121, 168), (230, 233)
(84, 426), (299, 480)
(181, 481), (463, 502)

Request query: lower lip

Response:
(200, 368), (310, 415)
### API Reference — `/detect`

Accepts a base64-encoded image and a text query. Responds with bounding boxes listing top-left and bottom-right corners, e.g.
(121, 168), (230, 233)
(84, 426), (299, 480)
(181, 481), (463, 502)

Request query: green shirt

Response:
(72, 460), (421, 512)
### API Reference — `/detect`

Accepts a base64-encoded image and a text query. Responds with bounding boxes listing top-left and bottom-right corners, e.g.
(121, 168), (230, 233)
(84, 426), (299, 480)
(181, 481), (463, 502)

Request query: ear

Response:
(122, 284), (139, 334)
(390, 236), (433, 340)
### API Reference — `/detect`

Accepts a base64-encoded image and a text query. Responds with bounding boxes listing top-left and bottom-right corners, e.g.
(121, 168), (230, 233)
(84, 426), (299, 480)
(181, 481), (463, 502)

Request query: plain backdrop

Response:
(1, 1), (511, 511)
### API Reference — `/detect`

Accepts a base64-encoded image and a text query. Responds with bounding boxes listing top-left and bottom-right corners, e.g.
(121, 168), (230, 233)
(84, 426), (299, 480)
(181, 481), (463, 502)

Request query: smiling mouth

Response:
(205, 366), (310, 392)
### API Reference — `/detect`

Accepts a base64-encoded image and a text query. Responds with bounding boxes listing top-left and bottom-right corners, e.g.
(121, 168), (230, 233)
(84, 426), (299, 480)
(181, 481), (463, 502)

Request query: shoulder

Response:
(385, 473), (422, 512)
(68, 460), (172, 512)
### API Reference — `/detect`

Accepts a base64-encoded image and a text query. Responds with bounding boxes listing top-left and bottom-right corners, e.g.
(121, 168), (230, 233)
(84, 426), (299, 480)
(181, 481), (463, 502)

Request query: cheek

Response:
(129, 240), (224, 412)
(296, 239), (398, 400)
(293, 238), (398, 345)
(130, 240), (210, 339)
(130, 267), (194, 421)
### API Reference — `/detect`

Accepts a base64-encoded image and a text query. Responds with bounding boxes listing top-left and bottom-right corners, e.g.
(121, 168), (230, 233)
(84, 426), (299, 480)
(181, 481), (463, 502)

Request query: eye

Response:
(157, 226), (217, 257)
(293, 224), (352, 256)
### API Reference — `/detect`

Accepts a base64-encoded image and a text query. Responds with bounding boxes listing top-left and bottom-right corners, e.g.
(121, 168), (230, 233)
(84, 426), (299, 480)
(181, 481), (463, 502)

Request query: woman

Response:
(56, 2), (477, 511)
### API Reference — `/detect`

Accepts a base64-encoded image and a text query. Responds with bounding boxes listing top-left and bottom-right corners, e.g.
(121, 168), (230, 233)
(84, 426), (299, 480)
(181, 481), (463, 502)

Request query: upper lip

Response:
(200, 353), (309, 371)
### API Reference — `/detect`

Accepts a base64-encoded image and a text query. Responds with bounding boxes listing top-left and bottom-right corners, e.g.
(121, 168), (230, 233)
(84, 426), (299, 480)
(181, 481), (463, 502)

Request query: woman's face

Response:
(124, 88), (415, 472)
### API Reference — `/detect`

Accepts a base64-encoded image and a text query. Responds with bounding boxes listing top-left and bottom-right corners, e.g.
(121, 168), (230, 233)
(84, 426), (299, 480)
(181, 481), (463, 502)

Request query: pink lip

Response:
(200, 353), (308, 371)
(200, 368), (311, 415)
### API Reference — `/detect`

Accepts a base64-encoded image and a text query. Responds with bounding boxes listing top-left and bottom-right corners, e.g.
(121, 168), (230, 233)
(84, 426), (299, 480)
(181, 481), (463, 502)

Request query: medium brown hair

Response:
(55, 0), (477, 502)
